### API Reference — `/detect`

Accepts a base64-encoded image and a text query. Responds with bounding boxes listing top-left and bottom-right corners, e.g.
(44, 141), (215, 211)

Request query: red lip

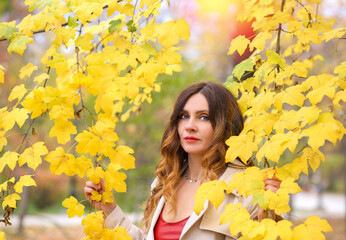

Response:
(184, 136), (199, 142)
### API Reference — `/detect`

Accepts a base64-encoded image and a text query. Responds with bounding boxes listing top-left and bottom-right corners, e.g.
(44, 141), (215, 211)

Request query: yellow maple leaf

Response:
(307, 86), (335, 105)
(74, 156), (93, 178)
(14, 175), (36, 193)
(75, 130), (102, 156)
(62, 196), (85, 218)
(49, 120), (77, 144)
(75, 33), (94, 51)
(33, 73), (49, 85)
(103, 227), (132, 240)
(194, 180), (227, 215)
(252, 91), (275, 115)
(82, 211), (104, 236)
(277, 177), (302, 195)
(18, 142), (48, 170)
(274, 85), (306, 111)
(0, 152), (19, 172)
(70, 72), (93, 90)
(0, 231), (5, 240)
(87, 167), (105, 185)
(8, 35), (34, 55)
(292, 216), (332, 240)
(228, 35), (250, 56)
(21, 87), (47, 119)
(261, 219), (293, 240)
(155, 19), (190, 48)
(0, 64), (5, 84)
(0, 177), (15, 192)
(74, 2), (103, 26)
(45, 147), (76, 176)
(225, 131), (258, 164)
(110, 146), (135, 170)
(104, 163), (127, 193)
(250, 31), (272, 51)
(19, 63), (38, 79)
(8, 84), (27, 102)
(220, 202), (252, 236)
(268, 192), (291, 215)
(12, 108), (30, 127)
(226, 167), (265, 197)
(2, 193), (21, 209)
(0, 131), (7, 152)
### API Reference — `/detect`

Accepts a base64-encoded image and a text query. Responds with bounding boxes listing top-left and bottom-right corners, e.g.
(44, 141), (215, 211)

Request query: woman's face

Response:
(178, 93), (214, 159)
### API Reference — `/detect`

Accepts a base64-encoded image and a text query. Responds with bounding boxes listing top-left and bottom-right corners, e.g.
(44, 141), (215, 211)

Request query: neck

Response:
(186, 155), (205, 180)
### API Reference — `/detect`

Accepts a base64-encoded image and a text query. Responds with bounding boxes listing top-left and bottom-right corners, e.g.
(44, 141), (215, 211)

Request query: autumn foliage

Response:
(0, 0), (345, 239)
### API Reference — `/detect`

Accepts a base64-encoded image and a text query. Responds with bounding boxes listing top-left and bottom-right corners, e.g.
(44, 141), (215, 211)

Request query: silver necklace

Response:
(184, 174), (199, 183)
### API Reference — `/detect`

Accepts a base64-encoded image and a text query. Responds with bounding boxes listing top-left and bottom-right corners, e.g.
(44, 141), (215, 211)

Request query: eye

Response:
(180, 113), (189, 119)
(200, 115), (209, 121)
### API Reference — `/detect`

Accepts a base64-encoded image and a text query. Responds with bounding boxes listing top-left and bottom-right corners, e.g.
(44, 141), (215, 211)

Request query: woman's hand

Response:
(84, 179), (117, 218)
(257, 175), (282, 220)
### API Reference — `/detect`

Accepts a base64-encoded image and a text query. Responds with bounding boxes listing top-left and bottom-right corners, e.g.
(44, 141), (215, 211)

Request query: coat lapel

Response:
(147, 196), (165, 240)
(179, 199), (209, 239)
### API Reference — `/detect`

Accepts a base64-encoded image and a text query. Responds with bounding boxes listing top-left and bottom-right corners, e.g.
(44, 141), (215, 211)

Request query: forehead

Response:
(183, 93), (209, 111)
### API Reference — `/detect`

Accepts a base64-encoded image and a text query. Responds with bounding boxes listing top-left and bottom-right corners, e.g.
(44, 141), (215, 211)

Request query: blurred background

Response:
(0, 0), (345, 239)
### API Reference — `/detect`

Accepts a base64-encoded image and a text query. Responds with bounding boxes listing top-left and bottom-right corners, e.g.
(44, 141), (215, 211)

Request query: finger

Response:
(85, 181), (101, 190)
(264, 179), (281, 187)
(264, 185), (279, 192)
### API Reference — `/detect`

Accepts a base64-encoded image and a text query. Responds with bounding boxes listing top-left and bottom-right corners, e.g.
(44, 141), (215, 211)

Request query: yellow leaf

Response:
(12, 108), (30, 127)
(226, 167), (265, 197)
(110, 146), (135, 170)
(155, 19), (190, 48)
(252, 91), (275, 115)
(0, 131), (7, 152)
(225, 131), (258, 164)
(228, 35), (250, 56)
(0, 152), (19, 172)
(45, 147), (76, 176)
(104, 163), (127, 193)
(18, 142), (48, 170)
(250, 31), (272, 51)
(261, 219), (293, 240)
(87, 167), (105, 185)
(274, 85), (306, 111)
(292, 216), (332, 240)
(277, 177), (302, 195)
(33, 73), (49, 85)
(75, 2), (103, 26)
(0, 177), (15, 192)
(0, 65), (5, 84)
(0, 231), (5, 240)
(21, 87), (47, 119)
(220, 202), (252, 236)
(2, 193), (21, 209)
(82, 211), (104, 236)
(8, 35), (34, 55)
(75, 33), (94, 51)
(49, 120), (77, 144)
(74, 156), (93, 178)
(62, 196), (85, 218)
(8, 84), (27, 102)
(194, 180), (227, 215)
(268, 192), (291, 215)
(75, 130), (102, 156)
(266, 50), (286, 68)
(19, 63), (38, 79)
(307, 86), (335, 105)
(14, 175), (36, 193)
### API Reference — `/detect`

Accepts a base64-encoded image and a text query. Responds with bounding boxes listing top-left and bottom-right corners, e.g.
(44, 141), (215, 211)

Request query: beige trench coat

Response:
(104, 164), (258, 240)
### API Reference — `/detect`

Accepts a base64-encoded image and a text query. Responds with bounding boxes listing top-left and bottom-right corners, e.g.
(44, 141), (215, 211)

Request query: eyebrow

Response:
(180, 109), (209, 114)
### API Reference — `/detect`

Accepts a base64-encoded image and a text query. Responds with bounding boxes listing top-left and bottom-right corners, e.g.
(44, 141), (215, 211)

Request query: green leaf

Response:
(108, 19), (122, 33)
(266, 50), (286, 68)
(126, 19), (137, 33)
(0, 24), (17, 40)
(232, 58), (255, 80)
(8, 35), (34, 55)
(68, 16), (79, 28)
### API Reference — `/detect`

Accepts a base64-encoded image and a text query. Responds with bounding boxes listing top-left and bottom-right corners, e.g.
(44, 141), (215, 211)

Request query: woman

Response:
(84, 82), (281, 239)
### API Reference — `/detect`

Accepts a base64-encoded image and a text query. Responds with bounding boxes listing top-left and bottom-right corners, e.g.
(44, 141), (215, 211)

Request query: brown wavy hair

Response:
(140, 82), (252, 232)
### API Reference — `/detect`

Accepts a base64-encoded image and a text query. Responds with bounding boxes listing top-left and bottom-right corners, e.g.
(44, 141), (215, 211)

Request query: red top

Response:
(154, 212), (190, 240)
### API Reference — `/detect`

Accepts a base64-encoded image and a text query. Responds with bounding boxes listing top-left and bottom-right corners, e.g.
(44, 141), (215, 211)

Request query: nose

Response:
(185, 117), (197, 132)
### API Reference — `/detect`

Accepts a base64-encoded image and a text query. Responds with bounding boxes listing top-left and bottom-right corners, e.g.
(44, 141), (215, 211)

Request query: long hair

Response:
(140, 82), (251, 232)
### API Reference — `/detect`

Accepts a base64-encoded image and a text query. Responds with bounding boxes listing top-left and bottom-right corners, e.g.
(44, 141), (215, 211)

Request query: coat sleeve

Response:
(104, 204), (146, 240)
